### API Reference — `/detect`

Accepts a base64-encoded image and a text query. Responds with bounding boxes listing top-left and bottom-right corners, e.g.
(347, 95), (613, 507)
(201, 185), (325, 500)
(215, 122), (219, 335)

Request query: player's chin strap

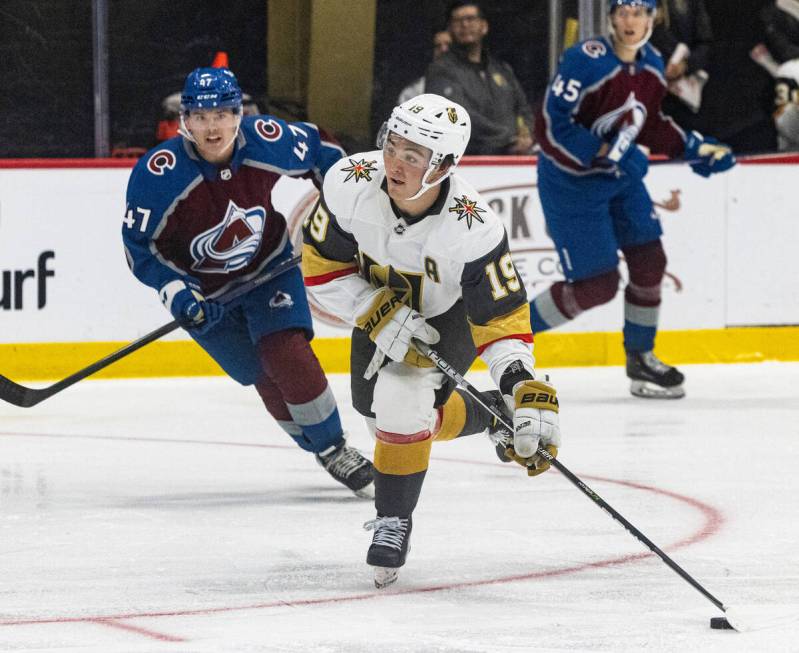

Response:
(403, 165), (452, 202)
(608, 17), (654, 52)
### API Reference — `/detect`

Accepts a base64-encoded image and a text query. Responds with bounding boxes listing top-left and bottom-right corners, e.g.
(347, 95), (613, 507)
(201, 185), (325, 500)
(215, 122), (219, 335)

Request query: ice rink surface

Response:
(0, 362), (798, 652)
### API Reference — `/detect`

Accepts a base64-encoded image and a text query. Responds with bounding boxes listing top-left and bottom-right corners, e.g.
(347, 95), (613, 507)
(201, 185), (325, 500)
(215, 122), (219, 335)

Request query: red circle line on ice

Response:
(0, 430), (724, 641)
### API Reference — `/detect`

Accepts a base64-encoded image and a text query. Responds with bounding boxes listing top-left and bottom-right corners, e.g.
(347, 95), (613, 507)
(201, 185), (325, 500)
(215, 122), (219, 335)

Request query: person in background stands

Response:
(650, 0), (714, 132)
(425, 1), (535, 155)
(397, 30), (452, 105)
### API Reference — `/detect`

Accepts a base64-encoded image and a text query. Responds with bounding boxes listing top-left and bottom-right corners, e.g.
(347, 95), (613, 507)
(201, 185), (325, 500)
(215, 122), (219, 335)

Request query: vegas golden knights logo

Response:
(447, 107), (458, 124)
(361, 253), (424, 312)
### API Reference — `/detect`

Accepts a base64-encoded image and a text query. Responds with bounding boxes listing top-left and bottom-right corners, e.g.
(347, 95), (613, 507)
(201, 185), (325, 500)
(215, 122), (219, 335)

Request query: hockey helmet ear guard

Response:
(380, 93), (471, 200)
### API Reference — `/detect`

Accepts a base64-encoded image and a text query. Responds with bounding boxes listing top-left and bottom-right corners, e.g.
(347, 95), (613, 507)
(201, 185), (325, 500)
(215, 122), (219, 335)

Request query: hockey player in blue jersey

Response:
(122, 67), (374, 496)
(530, 0), (736, 398)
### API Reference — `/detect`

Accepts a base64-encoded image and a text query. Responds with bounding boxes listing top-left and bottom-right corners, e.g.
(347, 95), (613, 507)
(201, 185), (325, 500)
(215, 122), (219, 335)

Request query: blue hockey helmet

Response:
(608, 0), (657, 12)
(180, 67), (242, 113)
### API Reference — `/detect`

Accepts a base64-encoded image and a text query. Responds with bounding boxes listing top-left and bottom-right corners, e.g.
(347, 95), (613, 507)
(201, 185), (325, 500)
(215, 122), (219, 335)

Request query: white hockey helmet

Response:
(378, 93), (471, 200)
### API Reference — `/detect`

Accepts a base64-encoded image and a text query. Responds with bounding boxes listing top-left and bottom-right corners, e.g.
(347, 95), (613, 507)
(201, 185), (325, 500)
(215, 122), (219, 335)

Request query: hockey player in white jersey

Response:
(302, 94), (561, 588)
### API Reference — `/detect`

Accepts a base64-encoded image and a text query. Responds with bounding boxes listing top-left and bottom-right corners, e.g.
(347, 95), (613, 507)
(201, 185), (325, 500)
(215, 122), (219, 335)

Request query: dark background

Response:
(0, 0), (779, 157)
(0, 0), (267, 157)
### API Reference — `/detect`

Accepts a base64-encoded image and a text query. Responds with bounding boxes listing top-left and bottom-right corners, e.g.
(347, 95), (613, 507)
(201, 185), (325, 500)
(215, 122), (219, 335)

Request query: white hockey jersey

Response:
(302, 151), (535, 385)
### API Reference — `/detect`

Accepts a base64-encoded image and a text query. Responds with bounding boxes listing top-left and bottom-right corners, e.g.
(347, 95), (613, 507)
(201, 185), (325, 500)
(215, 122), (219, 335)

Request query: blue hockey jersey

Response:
(123, 116), (344, 298)
(535, 37), (687, 175)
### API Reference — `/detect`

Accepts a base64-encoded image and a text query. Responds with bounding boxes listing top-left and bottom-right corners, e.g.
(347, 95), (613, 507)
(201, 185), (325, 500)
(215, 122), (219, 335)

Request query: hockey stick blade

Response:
(0, 255), (301, 408)
(0, 321), (181, 408)
(0, 374), (38, 408)
(413, 339), (740, 629)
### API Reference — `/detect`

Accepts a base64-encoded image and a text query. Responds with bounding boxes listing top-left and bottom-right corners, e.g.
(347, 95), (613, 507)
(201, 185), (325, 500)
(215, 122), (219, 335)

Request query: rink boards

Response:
(0, 155), (797, 380)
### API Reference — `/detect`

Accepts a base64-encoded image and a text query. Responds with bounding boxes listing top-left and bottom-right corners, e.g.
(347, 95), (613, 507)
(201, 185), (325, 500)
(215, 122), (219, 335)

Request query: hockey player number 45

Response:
(485, 253), (521, 300)
(551, 75), (582, 103)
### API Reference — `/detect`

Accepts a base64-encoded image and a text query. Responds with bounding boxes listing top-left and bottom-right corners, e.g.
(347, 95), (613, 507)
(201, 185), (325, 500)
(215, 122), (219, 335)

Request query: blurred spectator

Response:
(761, 0), (799, 63)
(758, 0), (799, 149)
(156, 92), (182, 141)
(650, 0), (713, 131)
(425, 1), (534, 155)
(397, 31), (452, 104)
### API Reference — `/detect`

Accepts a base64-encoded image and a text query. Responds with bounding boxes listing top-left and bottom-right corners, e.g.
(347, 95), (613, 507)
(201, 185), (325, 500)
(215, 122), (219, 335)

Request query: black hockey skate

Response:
(626, 350), (685, 399)
(364, 515), (413, 589)
(486, 390), (514, 462)
(315, 441), (375, 498)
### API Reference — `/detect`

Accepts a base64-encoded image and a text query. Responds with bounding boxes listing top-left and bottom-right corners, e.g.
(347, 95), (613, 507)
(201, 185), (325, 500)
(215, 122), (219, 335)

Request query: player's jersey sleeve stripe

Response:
(302, 243), (358, 286)
(469, 303), (534, 353)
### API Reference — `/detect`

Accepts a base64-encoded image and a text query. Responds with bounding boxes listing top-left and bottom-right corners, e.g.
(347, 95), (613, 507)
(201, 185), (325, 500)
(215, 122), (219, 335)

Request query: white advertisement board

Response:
(0, 158), (796, 344)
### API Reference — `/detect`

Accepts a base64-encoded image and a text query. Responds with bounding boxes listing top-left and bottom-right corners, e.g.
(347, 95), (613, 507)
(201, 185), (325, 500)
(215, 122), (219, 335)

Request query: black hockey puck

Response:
(709, 617), (733, 630)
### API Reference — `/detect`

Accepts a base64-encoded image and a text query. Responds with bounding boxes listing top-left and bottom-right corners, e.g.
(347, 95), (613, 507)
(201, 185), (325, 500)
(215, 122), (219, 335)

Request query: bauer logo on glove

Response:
(519, 389), (559, 409)
(361, 293), (405, 335)
(356, 287), (440, 377)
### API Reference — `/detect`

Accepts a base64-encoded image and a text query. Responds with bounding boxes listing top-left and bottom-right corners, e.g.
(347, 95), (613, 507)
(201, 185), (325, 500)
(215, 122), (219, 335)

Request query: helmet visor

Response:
(378, 124), (433, 170)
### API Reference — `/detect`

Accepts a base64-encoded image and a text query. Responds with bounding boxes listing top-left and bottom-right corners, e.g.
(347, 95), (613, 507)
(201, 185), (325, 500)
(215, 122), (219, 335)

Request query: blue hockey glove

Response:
(684, 131), (736, 178)
(606, 126), (649, 181)
(159, 278), (225, 335)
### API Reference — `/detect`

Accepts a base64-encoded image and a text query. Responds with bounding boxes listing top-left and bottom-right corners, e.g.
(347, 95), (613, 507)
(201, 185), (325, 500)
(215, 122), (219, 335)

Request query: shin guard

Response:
(257, 329), (343, 453)
(373, 429), (433, 518)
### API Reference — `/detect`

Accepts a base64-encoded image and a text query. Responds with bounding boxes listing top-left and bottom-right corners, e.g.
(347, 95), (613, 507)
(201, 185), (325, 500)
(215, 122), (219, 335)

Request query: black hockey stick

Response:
(649, 149), (799, 166)
(413, 340), (743, 631)
(0, 255), (301, 408)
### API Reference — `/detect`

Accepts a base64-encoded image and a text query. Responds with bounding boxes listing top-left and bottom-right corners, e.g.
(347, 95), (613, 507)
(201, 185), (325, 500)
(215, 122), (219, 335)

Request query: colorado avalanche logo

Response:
(255, 118), (283, 142)
(147, 149), (176, 176)
(591, 92), (648, 139)
(190, 200), (266, 273)
(582, 40), (607, 59)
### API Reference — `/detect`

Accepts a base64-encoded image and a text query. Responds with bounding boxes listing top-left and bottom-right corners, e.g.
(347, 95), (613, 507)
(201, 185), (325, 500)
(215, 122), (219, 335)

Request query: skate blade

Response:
(630, 380), (685, 399)
(373, 566), (399, 589)
(354, 482), (375, 500)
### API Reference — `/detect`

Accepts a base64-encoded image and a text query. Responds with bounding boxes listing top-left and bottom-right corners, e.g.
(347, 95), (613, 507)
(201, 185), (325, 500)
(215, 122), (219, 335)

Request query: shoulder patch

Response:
(581, 40), (607, 59)
(340, 157), (378, 183)
(448, 195), (486, 229)
(254, 118), (283, 142)
(146, 149), (177, 176)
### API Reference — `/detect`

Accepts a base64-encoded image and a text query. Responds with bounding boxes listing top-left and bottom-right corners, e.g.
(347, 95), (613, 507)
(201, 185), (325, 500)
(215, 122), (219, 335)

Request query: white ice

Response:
(1, 363), (798, 652)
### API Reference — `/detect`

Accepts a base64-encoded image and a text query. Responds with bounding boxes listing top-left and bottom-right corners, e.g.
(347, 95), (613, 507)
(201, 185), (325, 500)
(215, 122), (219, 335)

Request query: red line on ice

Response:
(0, 432), (724, 641)
(89, 618), (185, 642)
